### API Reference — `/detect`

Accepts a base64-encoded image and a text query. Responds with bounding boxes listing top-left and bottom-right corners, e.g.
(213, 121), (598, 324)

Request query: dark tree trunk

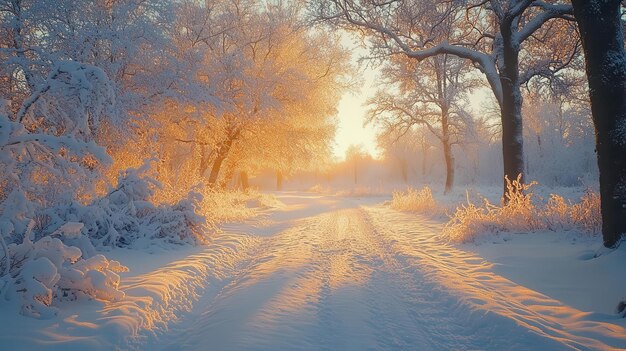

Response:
(208, 154), (226, 186)
(353, 160), (358, 184)
(572, 0), (626, 248)
(207, 129), (239, 187)
(240, 171), (249, 190)
(276, 170), (283, 190)
(443, 141), (454, 195)
(499, 24), (525, 199)
(441, 106), (454, 195)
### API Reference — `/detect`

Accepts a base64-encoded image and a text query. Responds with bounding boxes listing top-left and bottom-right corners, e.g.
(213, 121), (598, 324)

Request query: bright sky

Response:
(331, 34), (492, 161)
(332, 35), (382, 161)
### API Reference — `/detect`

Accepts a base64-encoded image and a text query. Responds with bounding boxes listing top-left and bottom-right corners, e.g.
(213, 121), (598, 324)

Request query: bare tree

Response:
(368, 54), (475, 194)
(345, 144), (368, 184)
(314, 0), (579, 196)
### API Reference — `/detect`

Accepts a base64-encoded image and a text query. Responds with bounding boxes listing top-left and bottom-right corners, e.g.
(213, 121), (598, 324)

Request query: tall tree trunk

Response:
(443, 141), (454, 195)
(572, 0), (626, 248)
(353, 159), (358, 184)
(441, 106), (454, 194)
(499, 27), (525, 199)
(276, 170), (283, 190)
(240, 171), (249, 190)
(208, 154), (226, 186)
(207, 129), (238, 187)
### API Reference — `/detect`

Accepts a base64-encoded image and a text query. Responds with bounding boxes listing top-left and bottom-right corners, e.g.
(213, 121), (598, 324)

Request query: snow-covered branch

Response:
(517, 2), (574, 44)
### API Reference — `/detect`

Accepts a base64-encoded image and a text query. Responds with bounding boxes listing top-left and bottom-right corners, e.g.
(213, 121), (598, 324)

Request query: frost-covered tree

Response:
(179, 2), (349, 188)
(0, 60), (115, 211)
(368, 54), (476, 194)
(0, 0), (197, 121)
(377, 128), (423, 184)
(345, 144), (369, 184)
(233, 112), (338, 190)
(97, 0), (348, 195)
(522, 90), (596, 186)
(0, 0), (213, 193)
(571, 0), (626, 248)
(226, 28), (348, 191)
(0, 0), (218, 314)
(313, 0), (579, 196)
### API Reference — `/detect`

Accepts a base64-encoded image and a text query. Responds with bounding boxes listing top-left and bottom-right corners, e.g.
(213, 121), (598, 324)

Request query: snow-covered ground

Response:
(1, 192), (625, 350)
(466, 231), (626, 315)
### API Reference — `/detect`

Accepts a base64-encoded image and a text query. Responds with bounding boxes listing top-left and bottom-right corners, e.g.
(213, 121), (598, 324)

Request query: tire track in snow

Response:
(153, 207), (522, 350)
(152, 198), (626, 351)
(304, 210), (384, 350)
(362, 205), (626, 350)
(155, 209), (400, 350)
(156, 221), (326, 351)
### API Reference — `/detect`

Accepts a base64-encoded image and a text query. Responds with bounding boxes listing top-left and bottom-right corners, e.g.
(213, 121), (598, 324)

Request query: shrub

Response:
(46, 166), (212, 248)
(442, 199), (500, 243)
(391, 187), (442, 216)
(444, 176), (601, 243)
(544, 191), (601, 235)
(498, 175), (542, 231)
(199, 189), (257, 223)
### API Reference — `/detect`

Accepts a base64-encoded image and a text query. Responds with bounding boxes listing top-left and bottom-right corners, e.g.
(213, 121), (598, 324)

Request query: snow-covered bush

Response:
(497, 175), (542, 231)
(51, 165), (212, 248)
(543, 191), (601, 234)
(1, 104), (207, 316)
(199, 189), (253, 223)
(443, 176), (602, 243)
(0, 62), (115, 206)
(441, 199), (498, 243)
(1, 225), (127, 319)
(2, 150), (211, 254)
(391, 186), (442, 216)
(0, 61), (115, 272)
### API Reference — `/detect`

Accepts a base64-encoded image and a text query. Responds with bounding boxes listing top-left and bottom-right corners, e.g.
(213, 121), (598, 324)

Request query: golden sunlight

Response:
(333, 37), (382, 161)
(2, 0), (624, 350)
(333, 73), (381, 160)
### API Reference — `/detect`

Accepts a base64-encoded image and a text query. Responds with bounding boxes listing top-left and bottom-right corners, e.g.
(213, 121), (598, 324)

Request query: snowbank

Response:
(0, 232), (260, 350)
(2, 233), (127, 319)
(467, 231), (626, 316)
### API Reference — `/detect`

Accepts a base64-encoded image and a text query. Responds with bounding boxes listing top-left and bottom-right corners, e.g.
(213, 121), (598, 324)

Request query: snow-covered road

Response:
(4, 192), (626, 350)
(151, 193), (626, 351)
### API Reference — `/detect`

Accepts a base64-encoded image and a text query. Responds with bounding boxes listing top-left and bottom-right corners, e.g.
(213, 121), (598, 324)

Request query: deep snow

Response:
(1, 192), (625, 350)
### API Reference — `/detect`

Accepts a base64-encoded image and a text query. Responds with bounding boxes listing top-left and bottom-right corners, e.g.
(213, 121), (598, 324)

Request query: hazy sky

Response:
(332, 35), (382, 160)
(331, 33), (492, 161)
